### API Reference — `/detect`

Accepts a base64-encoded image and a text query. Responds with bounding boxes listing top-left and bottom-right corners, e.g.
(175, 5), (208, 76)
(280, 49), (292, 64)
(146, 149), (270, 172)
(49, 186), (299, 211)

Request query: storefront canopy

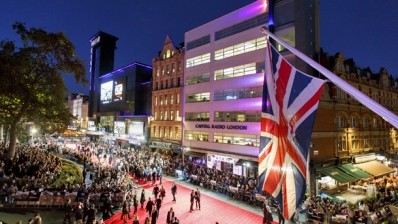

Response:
(235, 159), (258, 167)
(338, 164), (373, 179)
(184, 151), (206, 158)
(355, 161), (394, 177)
(319, 167), (359, 184)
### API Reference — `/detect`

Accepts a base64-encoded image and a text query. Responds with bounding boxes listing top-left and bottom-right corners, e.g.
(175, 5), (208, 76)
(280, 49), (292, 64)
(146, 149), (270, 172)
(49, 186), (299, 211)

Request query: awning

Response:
(319, 167), (359, 183)
(184, 151), (206, 158)
(235, 159), (258, 167)
(338, 164), (373, 179)
(355, 161), (394, 177)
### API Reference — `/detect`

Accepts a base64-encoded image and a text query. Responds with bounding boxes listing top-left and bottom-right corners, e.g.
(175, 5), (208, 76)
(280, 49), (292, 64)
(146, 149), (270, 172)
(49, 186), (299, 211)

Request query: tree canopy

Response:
(0, 22), (87, 159)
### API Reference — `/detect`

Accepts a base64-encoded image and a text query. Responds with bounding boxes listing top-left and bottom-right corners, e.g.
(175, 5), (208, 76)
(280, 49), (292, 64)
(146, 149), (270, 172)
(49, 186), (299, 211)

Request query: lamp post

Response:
(31, 127), (37, 143)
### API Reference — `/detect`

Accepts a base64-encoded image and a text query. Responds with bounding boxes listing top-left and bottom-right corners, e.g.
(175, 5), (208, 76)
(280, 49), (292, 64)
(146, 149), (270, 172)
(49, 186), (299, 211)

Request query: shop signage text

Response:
(195, 124), (247, 130)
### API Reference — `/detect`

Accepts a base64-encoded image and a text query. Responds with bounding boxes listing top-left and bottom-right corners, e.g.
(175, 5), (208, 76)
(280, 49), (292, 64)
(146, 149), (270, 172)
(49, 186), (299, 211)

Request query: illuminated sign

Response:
(114, 81), (123, 101)
(100, 81), (113, 103)
(128, 122), (144, 136)
(194, 124), (247, 130)
(114, 121), (126, 134)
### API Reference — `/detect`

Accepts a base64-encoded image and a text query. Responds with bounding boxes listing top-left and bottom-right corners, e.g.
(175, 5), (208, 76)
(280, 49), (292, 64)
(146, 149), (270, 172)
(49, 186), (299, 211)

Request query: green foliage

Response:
(51, 160), (83, 187)
(0, 22), (87, 159)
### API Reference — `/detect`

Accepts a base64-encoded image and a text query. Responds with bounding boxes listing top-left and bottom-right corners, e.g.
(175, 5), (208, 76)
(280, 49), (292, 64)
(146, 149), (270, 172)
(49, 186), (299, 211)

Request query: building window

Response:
(351, 116), (358, 128)
(170, 110), (174, 121)
(337, 136), (347, 151)
(155, 96), (158, 106)
(186, 73), (211, 85)
(186, 53), (210, 68)
(213, 133), (258, 146)
(166, 50), (171, 58)
(175, 127), (179, 140)
(351, 136), (359, 150)
(156, 68), (160, 76)
(177, 93), (180, 104)
(165, 111), (168, 121)
(214, 37), (267, 60)
(177, 77), (181, 87)
(214, 110), (261, 122)
(338, 115), (346, 128)
(184, 131), (209, 142)
(164, 95), (168, 105)
(214, 86), (262, 101)
(154, 112), (158, 120)
(186, 92), (210, 103)
(214, 62), (261, 80)
(161, 66), (164, 76)
(160, 96), (163, 105)
(170, 94), (174, 104)
(160, 111), (163, 121)
(185, 112), (210, 121)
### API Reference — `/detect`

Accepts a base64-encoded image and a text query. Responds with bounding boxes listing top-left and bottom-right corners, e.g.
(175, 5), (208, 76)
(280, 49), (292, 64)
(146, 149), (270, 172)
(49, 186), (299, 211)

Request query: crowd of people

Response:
(3, 137), (398, 224)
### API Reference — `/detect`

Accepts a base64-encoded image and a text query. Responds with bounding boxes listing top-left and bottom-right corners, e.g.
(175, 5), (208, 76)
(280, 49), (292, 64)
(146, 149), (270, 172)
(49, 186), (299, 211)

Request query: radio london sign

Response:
(194, 124), (247, 130)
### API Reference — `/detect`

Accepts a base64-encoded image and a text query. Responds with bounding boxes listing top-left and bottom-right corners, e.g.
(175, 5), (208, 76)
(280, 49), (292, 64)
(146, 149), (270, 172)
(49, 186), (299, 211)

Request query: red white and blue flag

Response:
(258, 41), (325, 220)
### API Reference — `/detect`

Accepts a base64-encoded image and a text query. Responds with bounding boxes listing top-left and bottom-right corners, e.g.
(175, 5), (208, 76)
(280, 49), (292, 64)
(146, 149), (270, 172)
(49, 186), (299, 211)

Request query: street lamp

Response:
(31, 127), (37, 143)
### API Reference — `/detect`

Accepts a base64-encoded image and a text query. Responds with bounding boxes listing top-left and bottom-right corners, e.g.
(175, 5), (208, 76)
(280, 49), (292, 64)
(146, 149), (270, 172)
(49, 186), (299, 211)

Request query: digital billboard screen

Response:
(128, 122), (144, 136)
(113, 80), (124, 102)
(100, 81), (113, 104)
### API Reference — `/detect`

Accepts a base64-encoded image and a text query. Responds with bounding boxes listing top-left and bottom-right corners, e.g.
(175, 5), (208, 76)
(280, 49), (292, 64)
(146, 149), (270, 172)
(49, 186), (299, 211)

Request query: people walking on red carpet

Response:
(166, 207), (175, 224)
(146, 197), (154, 215)
(153, 184), (160, 198)
(190, 190), (195, 212)
(133, 194), (138, 214)
(160, 185), (166, 200)
(140, 189), (146, 209)
(195, 188), (201, 210)
(121, 200), (129, 222)
(151, 207), (159, 224)
(132, 214), (139, 224)
(155, 196), (162, 211)
(171, 182), (177, 202)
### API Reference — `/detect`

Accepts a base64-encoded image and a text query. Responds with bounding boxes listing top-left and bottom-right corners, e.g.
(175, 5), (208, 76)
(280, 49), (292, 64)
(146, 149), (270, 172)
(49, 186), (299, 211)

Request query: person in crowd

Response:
(153, 184), (160, 199)
(151, 207), (159, 224)
(190, 189), (195, 212)
(160, 185), (166, 201)
(74, 201), (84, 224)
(32, 213), (42, 224)
(104, 194), (114, 216)
(144, 216), (151, 224)
(121, 200), (129, 222)
(146, 197), (154, 215)
(263, 205), (273, 224)
(171, 182), (177, 202)
(171, 217), (179, 224)
(83, 194), (91, 222)
(64, 198), (73, 224)
(132, 214), (139, 224)
(140, 189), (146, 209)
(86, 204), (97, 224)
(133, 194), (139, 214)
(155, 196), (162, 211)
(195, 188), (201, 210)
(167, 207), (175, 224)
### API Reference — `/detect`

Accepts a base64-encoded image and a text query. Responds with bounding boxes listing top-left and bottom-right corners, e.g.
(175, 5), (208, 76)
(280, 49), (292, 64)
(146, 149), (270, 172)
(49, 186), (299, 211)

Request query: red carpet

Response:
(104, 178), (271, 224)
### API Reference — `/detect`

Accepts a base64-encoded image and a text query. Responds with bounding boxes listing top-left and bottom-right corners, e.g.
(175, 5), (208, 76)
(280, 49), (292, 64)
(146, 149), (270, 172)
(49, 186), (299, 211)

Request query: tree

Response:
(0, 22), (86, 159)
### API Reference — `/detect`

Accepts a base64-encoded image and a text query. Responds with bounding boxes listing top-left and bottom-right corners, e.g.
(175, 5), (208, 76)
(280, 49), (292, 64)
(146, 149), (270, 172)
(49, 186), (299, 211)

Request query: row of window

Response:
(185, 37), (266, 69)
(153, 110), (180, 121)
(184, 130), (259, 147)
(151, 126), (181, 140)
(153, 77), (182, 90)
(185, 111), (262, 122)
(154, 93), (180, 106)
(215, 62), (264, 80)
(337, 135), (394, 151)
(214, 37), (266, 61)
(337, 115), (390, 129)
(156, 61), (183, 76)
(185, 86), (263, 103)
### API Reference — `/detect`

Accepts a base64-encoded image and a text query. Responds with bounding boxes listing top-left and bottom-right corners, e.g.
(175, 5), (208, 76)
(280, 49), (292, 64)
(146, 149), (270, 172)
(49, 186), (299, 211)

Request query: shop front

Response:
(317, 166), (358, 195)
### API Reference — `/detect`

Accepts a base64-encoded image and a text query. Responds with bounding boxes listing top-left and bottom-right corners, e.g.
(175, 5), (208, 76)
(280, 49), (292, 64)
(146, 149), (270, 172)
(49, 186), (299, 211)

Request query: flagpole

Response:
(261, 26), (398, 129)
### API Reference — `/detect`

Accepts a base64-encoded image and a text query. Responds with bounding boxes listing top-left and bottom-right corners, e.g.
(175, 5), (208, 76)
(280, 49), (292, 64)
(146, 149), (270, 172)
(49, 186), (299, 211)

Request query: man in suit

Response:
(190, 190), (195, 212)
(146, 197), (154, 215)
(166, 207), (175, 224)
(171, 182), (177, 202)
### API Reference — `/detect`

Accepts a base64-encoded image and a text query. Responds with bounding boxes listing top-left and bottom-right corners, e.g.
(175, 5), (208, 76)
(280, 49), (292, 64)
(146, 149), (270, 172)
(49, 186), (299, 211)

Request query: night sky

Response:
(2, 0), (398, 94)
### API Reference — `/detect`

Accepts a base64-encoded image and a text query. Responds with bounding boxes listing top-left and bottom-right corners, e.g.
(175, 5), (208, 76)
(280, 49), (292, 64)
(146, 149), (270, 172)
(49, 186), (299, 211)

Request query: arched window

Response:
(338, 115), (346, 128)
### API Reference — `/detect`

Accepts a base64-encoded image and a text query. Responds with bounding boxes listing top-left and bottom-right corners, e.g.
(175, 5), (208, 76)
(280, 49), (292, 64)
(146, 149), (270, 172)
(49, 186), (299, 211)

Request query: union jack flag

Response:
(258, 41), (325, 220)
